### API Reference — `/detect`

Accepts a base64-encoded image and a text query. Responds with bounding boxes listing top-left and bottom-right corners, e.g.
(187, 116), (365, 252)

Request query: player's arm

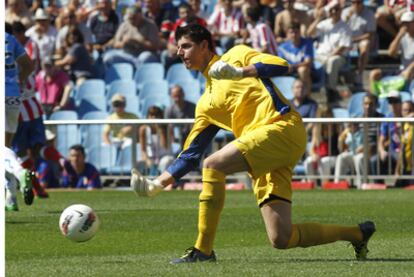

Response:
(16, 54), (34, 86)
(131, 118), (220, 196)
(209, 45), (289, 80)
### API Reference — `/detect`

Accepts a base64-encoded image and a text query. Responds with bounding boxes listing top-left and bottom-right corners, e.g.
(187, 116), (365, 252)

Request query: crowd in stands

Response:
(5, 0), (414, 189)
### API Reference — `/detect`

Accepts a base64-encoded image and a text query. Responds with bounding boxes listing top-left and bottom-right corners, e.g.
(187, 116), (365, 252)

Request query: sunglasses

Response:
(112, 101), (125, 107)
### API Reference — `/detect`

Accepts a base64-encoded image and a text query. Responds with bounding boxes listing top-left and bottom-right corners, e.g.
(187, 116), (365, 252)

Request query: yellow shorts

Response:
(232, 112), (307, 206)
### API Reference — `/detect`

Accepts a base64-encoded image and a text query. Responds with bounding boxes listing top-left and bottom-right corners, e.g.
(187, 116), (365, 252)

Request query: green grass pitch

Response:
(6, 189), (414, 276)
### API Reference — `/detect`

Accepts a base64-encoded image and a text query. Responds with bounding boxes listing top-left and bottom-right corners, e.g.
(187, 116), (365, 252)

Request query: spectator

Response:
(139, 106), (175, 176)
(334, 121), (365, 188)
(25, 8), (58, 65)
(370, 91), (403, 183)
(307, 0), (352, 102)
(342, 0), (376, 86)
(6, 0), (34, 28)
(188, 0), (210, 19)
(87, 0), (119, 52)
(207, 0), (244, 51)
(395, 100), (414, 187)
(278, 23), (314, 92)
(103, 6), (160, 68)
(164, 85), (196, 150)
(55, 8), (94, 56)
(375, 0), (411, 37)
(102, 93), (139, 148)
(35, 57), (72, 117)
(369, 11), (414, 97)
(261, 0), (284, 31)
(161, 2), (207, 70)
(243, 6), (278, 55)
(62, 144), (102, 189)
(144, 0), (179, 40)
(304, 107), (339, 184)
(290, 79), (318, 120)
(55, 26), (94, 85)
(274, 0), (312, 43)
(11, 21), (41, 73)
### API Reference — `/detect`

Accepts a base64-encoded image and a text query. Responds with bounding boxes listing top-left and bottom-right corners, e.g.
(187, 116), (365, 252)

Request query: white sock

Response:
(4, 147), (24, 180)
(5, 174), (18, 207)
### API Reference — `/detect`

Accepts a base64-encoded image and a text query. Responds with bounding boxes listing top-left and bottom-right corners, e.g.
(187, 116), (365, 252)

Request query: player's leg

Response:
(171, 142), (250, 264)
(5, 173), (19, 211)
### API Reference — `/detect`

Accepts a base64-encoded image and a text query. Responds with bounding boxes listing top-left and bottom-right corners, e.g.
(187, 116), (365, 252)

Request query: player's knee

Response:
(203, 155), (221, 170)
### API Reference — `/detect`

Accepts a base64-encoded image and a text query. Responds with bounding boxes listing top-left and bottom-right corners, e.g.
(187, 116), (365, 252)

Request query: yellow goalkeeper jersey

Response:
(166, 44), (301, 180)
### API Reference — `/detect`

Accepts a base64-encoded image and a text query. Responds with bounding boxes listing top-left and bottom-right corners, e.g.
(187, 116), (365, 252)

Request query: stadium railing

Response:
(44, 117), (414, 188)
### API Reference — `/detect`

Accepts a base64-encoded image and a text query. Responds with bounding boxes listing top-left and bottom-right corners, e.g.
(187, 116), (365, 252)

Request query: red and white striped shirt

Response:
(19, 39), (43, 122)
(247, 22), (278, 56)
(207, 7), (244, 35)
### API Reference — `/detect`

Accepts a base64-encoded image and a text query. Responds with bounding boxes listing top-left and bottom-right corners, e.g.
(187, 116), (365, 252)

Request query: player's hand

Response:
(208, 60), (243, 80)
(130, 168), (163, 197)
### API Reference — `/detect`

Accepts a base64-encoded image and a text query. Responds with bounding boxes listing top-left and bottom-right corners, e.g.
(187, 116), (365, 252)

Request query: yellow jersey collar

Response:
(202, 54), (220, 78)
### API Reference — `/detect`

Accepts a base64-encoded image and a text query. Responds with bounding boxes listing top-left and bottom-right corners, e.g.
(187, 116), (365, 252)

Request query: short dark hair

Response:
(11, 21), (26, 34)
(246, 7), (261, 22)
(66, 26), (84, 45)
(175, 24), (215, 52)
(70, 144), (86, 156)
(5, 23), (13, 34)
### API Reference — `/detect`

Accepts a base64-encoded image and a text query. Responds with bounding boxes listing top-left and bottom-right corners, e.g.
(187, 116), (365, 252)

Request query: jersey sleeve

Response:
(228, 45), (289, 78)
(166, 118), (220, 180)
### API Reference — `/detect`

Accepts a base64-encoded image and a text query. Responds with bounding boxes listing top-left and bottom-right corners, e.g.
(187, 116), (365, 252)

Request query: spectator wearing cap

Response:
(55, 26), (94, 85)
(370, 90), (403, 183)
(35, 57), (73, 117)
(55, 7), (94, 56)
(278, 23), (314, 92)
(102, 93), (139, 147)
(307, 0), (352, 102)
(87, 0), (119, 52)
(6, 0), (34, 28)
(342, 0), (376, 86)
(369, 11), (414, 97)
(103, 6), (161, 69)
(62, 144), (102, 189)
(274, 0), (313, 43)
(375, 0), (412, 38)
(25, 8), (57, 65)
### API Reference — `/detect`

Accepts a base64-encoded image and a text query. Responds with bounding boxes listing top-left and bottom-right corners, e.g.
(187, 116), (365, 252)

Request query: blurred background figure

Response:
(164, 85), (196, 152)
(103, 94), (139, 148)
(139, 106), (175, 176)
(62, 144), (102, 189)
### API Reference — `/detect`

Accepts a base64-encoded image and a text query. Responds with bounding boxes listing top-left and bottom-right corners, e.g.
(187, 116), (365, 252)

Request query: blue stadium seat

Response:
(111, 144), (143, 174)
(333, 108), (350, 118)
(138, 80), (169, 102)
(170, 79), (201, 104)
(87, 145), (118, 174)
(124, 94), (139, 115)
(409, 79), (414, 94)
(55, 124), (80, 157)
(105, 63), (134, 84)
(107, 80), (137, 100)
(271, 76), (296, 100)
(49, 110), (78, 120)
(348, 92), (367, 117)
(75, 79), (106, 105)
(134, 62), (165, 92)
(77, 96), (107, 118)
(311, 60), (326, 92)
(166, 63), (194, 83)
(80, 111), (108, 150)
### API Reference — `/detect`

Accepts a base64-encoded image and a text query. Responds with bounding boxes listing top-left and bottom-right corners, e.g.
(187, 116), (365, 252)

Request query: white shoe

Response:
(130, 169), (163, 197)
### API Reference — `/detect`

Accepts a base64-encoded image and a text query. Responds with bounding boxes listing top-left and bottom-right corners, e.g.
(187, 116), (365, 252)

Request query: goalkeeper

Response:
(131, 24), (375, 264)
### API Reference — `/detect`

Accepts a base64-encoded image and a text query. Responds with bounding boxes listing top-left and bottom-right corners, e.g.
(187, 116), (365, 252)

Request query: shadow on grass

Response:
(246, 258), (414, 263)
(5, 221), (44, 225)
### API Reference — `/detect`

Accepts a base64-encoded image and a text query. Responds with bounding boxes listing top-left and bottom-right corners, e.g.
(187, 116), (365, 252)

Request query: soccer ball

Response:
(59, 204), (100, 242)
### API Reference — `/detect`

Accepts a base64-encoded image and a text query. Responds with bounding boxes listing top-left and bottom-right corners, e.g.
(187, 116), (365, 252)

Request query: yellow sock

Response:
(287, 223), (362, 248)
(194, 168), (226, 256)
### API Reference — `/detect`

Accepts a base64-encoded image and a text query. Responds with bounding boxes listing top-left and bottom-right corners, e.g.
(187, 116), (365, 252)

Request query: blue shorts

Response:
(36, 159), (61, 188)
(12, 117), (46, 153)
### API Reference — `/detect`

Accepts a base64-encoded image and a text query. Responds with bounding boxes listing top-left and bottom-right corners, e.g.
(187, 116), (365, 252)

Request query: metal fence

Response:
(45, 117), (414, 188)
